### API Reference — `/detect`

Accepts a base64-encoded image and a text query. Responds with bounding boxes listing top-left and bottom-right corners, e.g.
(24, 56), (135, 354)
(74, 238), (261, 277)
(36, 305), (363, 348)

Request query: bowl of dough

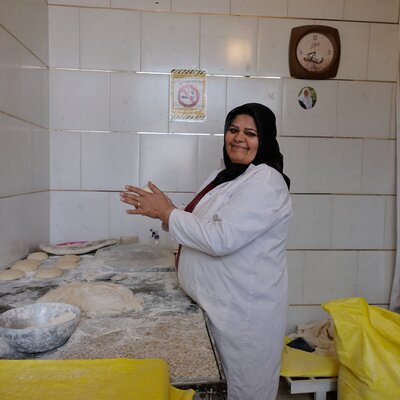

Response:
(0, 302), (80, 353)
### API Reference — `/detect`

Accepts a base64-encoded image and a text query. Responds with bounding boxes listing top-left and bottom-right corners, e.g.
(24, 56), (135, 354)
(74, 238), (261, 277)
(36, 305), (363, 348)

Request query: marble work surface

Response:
(0, 244), (221, 384)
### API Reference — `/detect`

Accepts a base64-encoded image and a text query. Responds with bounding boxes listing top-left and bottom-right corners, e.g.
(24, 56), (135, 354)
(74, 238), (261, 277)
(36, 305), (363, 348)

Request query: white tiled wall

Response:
(0, 0), (49, 268)
(1, 0), (397, 330)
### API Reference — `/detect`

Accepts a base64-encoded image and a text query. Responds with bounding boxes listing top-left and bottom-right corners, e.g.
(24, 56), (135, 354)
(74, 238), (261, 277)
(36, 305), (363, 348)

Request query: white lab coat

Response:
(169, 163), (293, 400)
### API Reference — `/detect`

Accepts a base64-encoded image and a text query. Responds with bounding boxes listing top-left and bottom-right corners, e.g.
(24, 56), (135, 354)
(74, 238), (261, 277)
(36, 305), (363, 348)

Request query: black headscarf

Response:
(212, 103), (290, 189)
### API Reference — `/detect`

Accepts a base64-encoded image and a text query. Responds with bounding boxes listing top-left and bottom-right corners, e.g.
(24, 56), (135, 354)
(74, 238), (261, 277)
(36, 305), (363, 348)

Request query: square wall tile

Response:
(112, 0), (171, 11)
(172, 0), (228, 13)
(344, 0), (399, 22)
(0, 196), (21, 268)
(332, 195), (386, 249)
(197, 135), (224, 186)
(141, 12), (200, 72)
(200, 15), (258, 75)
(319, 20), (369, 80)
(50, 131), (81, 190)
(80, 8), (140, 71)
(258, 18), (309, 78)
(278, 137), (309, 193)
(139, 134), (198, 192)
(308, 138), (363, 193)
(357, 251), (395, 303)
(81, 132), (140, 190)
(288, 0), (344, 19)
(287, 251), (305, 304)
(337, 81), (393, 138)
(390, 85), (396, 139)
(50, 69), (109, 130)
(384, 196), (396, 250)
(31, 126), (50, 192)
(170, 76), (227, 135)
(282, 79), (337, 136)
(50, 191), (110, 243)
(226, 77), (283, 132)
(304, 251), (357, 303)
(49, 6), (79, 68)
(110, 73), (169, 132)
(231, 0), (288, 16)
(48, 0), (111, 6)
(362, 139), (396, 194)
(287, 195), (333, 249)
(367, 23), (399, 82)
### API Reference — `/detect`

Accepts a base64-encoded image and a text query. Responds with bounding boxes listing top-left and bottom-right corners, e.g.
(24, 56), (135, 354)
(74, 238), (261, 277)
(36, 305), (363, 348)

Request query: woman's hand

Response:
(120, 182), (176, 226)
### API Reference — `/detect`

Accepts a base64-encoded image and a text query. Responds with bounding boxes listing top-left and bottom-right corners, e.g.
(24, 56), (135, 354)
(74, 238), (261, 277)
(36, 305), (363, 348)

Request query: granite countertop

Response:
(0, 244), (221, 384)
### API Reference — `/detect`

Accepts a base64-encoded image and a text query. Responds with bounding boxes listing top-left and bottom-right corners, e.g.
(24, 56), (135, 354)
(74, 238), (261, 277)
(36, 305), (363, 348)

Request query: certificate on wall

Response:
(170, 69), (206, 121)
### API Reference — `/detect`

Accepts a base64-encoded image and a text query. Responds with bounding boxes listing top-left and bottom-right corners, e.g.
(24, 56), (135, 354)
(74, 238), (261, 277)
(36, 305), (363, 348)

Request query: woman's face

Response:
(225, 114), (259, 165)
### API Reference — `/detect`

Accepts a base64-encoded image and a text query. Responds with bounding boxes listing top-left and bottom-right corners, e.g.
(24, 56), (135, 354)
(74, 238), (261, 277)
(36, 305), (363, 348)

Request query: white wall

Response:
(46, 0), (398, 331)
(0, 0), (50, 268)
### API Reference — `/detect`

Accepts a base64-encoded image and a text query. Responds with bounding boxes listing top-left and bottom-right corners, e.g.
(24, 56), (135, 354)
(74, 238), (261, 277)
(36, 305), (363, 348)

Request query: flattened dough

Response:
(55, 260), (79, 270)
(38, 282), (143, 317)
(11, 259), (40, 272)
(34, 268), (64, 279)
(59, 254), (81, 262)
(27, 252), (48, 261)
(0, 269), (25, 281)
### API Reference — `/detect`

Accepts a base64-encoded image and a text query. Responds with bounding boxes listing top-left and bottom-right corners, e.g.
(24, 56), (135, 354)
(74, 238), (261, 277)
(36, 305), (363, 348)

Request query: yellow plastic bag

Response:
(322, 297), (400, 400)
(280, 336), (339, 377)
(0, 358), (195, 400)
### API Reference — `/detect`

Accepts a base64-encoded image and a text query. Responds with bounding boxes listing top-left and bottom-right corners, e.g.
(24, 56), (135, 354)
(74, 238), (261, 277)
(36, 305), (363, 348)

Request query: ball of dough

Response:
(27, 252), (49, 262)
(34, 268), (63, 279)
(0, 269), (25, 281)
(54, 260), (79, 270)
(58, 254), (81, 262)
(11, 259), (40, 273)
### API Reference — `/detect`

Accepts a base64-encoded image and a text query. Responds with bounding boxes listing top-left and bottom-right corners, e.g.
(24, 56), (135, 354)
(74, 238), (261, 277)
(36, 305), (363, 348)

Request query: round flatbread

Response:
(54, 260), (79, 270)
(58, 254), (81, 262)
(34, 268), (64, 279)
(27, 252), (49, 262)
(0, 269), (25, 281)
(11, 259), (40, 272)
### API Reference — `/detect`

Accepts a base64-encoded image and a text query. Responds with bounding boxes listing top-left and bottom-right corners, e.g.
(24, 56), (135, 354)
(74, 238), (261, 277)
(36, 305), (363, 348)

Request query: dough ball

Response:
(27, 252), (48, 262)
(34, 268), (64, 279)
(54, 260), (79, 270)
(59, 254), (81, 262)
(0, 269), (25, 281)
(11, 259), (40, 273)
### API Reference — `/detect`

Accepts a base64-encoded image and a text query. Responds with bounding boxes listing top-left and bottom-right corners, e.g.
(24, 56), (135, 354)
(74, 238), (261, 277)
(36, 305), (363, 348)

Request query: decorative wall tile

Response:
(308, 138), (363, 193)
(110, 72), (169, 132)
(81, 132), (140, 190)
(49, 6), (79, 68)
(304, 251), (357, 303)
(357, 251), (396, 303)
(231, 0), (288, 17)
(337, 81), (392, 138)
(282, 79), (337, 136)
(50, 70), (109, 130)
(80, 8), (140, 71)
(139, 134), (198, 192)
(172, 0), (228, 14)
(332, 195), (386, 249)
(287, 195), (333, 249)
(141, 12), (200, 72)
(50, 131), (81, 190)
(200, 15), (258, 75)
(288, 0), (344, 20)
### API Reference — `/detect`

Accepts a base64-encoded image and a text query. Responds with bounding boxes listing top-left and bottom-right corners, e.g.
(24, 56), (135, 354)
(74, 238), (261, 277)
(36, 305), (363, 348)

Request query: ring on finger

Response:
(137, 202), (141, 209)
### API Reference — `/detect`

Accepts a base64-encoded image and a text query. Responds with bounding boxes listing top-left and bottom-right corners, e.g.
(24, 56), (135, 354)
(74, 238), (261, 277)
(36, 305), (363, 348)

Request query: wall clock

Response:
(289, 25), (341, 79)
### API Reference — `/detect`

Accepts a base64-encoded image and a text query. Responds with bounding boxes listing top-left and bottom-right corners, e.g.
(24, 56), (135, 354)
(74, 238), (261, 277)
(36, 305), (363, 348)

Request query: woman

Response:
(120, 103), (292, 400)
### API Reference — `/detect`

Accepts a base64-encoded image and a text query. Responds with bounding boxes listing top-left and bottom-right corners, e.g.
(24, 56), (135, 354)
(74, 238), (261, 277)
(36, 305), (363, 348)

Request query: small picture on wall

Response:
(298, 86), (317, 110)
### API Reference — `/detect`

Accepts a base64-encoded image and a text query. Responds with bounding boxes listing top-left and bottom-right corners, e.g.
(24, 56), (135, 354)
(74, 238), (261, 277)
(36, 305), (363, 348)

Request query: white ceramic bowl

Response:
(0, 302), (80, 353)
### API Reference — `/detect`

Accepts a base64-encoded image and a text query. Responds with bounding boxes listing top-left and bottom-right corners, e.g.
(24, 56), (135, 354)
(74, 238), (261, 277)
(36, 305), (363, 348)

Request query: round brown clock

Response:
(289, 25), (341, 79)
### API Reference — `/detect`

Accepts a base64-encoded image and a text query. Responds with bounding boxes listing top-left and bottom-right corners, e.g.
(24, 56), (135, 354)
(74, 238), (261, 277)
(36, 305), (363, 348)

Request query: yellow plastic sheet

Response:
(280, 336), (339, 377)
(323, 297), (400, 400)
(0, 358), (195, 400)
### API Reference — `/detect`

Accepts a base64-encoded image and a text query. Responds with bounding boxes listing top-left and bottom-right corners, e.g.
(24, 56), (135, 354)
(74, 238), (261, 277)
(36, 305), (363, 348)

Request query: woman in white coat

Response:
(120, 103), (292, 400)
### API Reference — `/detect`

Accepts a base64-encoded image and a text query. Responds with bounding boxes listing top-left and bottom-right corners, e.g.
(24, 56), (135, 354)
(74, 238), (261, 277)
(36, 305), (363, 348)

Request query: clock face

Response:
(296, 32), (335, 73)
